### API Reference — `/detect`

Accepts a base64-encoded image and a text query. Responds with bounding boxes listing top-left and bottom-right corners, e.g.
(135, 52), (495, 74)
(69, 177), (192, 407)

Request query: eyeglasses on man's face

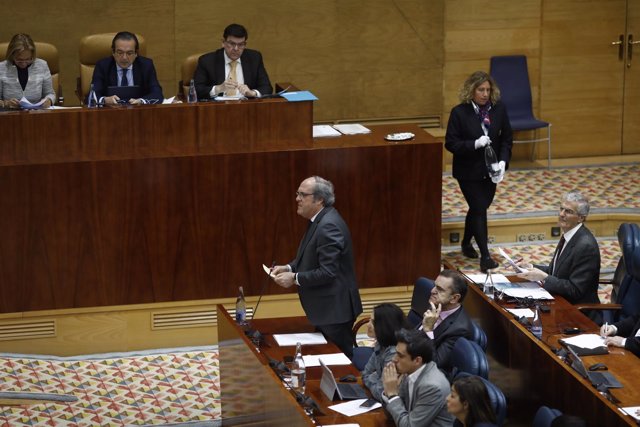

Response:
(559, 206), (578, 216)
(224, 40), (247, 50)
(295, 191), (315, 199)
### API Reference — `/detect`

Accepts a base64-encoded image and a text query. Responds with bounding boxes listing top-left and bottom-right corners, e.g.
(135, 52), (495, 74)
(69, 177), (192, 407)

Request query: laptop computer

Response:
(106, 85), (143, 101)
(566, 346), (622, 388)
(319, 359), (368, 401)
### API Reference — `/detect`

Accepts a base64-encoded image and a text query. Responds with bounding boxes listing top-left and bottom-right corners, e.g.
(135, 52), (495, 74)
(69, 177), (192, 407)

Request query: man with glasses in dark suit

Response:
(193, 23), (272, 99)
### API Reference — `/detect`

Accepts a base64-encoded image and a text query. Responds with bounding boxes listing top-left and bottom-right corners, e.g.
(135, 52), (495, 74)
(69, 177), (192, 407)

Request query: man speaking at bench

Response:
(272, 176), (362, 358)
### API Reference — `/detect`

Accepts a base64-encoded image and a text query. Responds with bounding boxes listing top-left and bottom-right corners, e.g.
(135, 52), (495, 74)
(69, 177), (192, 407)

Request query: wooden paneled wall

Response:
(0, 0), (443, 123)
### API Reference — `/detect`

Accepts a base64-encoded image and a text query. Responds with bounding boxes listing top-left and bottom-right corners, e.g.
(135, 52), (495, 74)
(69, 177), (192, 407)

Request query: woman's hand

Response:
(42, 98), (52, 108)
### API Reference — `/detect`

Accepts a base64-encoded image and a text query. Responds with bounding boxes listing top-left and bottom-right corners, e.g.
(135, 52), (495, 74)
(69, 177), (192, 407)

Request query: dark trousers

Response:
(317, 320), (355, 359)
(458, 178), (497, 259)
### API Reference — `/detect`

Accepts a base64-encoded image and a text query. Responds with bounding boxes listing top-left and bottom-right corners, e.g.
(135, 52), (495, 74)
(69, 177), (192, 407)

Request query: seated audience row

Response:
(0, 23), (272, 108)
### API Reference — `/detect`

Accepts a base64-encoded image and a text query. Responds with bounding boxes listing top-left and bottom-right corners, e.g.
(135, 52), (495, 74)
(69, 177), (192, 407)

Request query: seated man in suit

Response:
(601, 314), (640, 357)
(90, 31), (163, 105)
(419, 269), (474, 376)
(517, 191), (601, 321)
(381, 329), (454, 427)
(193, 23), (272, 99)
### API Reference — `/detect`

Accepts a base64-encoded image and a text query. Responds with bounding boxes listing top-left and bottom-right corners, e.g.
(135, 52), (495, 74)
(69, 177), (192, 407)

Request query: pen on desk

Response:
(602, 322), (608, 337)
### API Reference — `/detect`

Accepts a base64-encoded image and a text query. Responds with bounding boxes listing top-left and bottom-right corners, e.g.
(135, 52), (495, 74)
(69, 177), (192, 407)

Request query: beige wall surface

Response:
(0, 0), (443, 122)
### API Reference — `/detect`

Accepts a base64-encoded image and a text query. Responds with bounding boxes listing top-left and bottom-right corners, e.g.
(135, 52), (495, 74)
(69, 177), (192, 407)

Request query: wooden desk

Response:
(462, 279), (640, 426)
(0, 101), (442, 313)
(216, 305), (393, 426)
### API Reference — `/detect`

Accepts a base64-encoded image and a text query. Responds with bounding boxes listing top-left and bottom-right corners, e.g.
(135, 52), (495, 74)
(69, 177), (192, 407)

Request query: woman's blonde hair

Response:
(5, 33), (36, 65)
(458, 71), (501, 104)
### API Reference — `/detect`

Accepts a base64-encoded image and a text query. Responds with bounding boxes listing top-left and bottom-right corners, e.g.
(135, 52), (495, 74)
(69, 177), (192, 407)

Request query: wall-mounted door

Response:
(622, 1), (640, 153)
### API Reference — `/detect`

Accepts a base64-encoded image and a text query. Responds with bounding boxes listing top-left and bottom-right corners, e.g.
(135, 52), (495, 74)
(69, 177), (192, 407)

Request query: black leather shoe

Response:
(480, 257), (499, 273)
(461, 243), (478, 259)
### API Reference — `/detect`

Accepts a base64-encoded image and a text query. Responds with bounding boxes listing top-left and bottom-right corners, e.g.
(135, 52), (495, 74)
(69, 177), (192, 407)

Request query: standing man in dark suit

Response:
(193, 23), (272, 99)
(272, 176), (362, 358)
(518, 191), (601, 319)
(419, 269), (474, 376)
(90, 31), (163, 105)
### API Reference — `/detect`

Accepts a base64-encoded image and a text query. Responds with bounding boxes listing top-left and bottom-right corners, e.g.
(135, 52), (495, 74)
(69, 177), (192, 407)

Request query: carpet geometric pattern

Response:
(0, 349), (220, 426)
(442, 163), (640, 221)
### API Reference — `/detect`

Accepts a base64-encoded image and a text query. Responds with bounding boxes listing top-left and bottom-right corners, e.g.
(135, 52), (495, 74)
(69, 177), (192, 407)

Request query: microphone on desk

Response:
(268, 357), (290, 374)
(268, 357), (323, 415)
(243, 262), (275, 345)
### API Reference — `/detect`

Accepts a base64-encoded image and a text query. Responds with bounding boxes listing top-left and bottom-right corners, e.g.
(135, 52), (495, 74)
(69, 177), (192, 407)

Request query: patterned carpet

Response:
(0, 164), (636, 426)
(0, 349), (220, 427)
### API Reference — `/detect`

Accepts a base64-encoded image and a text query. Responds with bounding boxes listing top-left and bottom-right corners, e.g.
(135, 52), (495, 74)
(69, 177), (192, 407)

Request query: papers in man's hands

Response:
(19, 96), (49, 110)
(262, 264), (275, 277)
(313, 124), (372, 138)
(303, 352), (351, 367)
(273, 332), (327, 346)
(499, 247), (528, 273)
(560, 333), (606, 350)
(329, 399), (381, 416)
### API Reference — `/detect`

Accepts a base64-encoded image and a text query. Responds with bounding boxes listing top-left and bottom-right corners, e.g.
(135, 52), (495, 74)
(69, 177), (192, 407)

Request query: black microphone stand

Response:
(244, 262), (275, 346)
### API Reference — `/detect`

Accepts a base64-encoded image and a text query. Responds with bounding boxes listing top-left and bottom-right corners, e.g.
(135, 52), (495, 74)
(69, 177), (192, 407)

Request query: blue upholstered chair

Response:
(490, 55), (552, 168)
(577, 222), (640, 324)
(532, 406), (562, 427)
(454, 372), (507, 426)
(451, 337), (489, 379)
(470, 319), (488, 351)
(407, 276), (435, 327)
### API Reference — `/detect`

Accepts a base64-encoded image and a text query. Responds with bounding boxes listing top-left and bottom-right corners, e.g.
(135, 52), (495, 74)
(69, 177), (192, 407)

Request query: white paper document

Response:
(329, 399), (381, 416)
(19, 96), (49, 110)
(303, 352), (351, 367)
(498, 247), (528, 273)
(332, 124), (371, 135)
(502, 287), (554, 300)
(466, 273), (511, 284)
(561, 334), (606, 350)
(313, 125), (342, 138)
(262, 264), (275, 277)
(620, 406), (640, 421)
(273, 332), (327, 346)
(506, 308), (535, 318)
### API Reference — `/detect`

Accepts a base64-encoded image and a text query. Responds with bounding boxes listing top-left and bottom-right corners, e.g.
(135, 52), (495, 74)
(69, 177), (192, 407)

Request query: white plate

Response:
(384, 132), (415, 141)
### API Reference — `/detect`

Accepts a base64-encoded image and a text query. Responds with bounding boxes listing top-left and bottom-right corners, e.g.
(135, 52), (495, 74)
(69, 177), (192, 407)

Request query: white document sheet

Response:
(303, 352), (351, 367)
(313, 125), (342, 138)
(329, 399), (381, 416)
(620, 406), (640, 421)
(498, 247), (528, 273)
(466, 273), (511, 284)
(273, 333), (327, 346)
(502, 287), (554, 300)
(19, 96), (49, 110)
(506, 308), (535, 318)
(561, 334), (606, 350)
(332, 124), (371, 135)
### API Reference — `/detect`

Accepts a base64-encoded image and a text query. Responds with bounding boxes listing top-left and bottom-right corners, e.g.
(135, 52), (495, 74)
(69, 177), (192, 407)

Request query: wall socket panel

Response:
(517, 233), (546, 242)
(487, 235), (496, 244)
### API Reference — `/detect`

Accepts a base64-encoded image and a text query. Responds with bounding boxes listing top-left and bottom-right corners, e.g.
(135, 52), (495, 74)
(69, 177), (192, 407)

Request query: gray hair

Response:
(311, 176), (335, 207)
(564, 191), (590, 217)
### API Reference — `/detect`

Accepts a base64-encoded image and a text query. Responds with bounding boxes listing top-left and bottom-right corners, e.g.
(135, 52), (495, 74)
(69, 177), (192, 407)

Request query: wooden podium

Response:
(0, 99), (442, 313)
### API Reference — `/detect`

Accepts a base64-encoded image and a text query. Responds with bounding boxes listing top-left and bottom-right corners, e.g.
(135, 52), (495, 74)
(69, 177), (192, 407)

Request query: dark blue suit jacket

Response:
(193, 48), (272, 99)
(90, 56), (163, 103)
(289, 207), (362, 326)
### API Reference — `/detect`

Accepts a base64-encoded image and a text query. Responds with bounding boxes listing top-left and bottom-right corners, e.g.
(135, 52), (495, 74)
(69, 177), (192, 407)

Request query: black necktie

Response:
(552, 236), (566, 275)
(121, 69), (128, 86)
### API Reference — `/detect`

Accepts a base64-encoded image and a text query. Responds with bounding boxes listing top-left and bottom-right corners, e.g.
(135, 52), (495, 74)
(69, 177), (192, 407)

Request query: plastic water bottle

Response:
(531, 305), (543, 340)
(235, 286), (246, 325)
(291, 342), (306, 393)
(188, 79), (197, 103)
(484, 144), (501, 182)
(86, 83), (98, 108)
(483, 279), (495, 299)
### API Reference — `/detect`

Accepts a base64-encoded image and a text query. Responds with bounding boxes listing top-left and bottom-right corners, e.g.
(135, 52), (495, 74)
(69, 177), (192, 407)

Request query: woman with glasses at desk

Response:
(0, 33), (56, 109)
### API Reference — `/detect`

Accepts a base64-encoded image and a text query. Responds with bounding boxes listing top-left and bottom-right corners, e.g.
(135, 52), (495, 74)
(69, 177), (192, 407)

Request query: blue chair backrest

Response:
(407, 277), (435, 327)
(489, 55), (534, 122)
(454, 372), (507, 426)
(532, 406), (563, 427)
(352, 346), (374, 372)
(451, 337), (489, 379)
(470, 319), (488, 351)
(614, 223), (640, 321)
